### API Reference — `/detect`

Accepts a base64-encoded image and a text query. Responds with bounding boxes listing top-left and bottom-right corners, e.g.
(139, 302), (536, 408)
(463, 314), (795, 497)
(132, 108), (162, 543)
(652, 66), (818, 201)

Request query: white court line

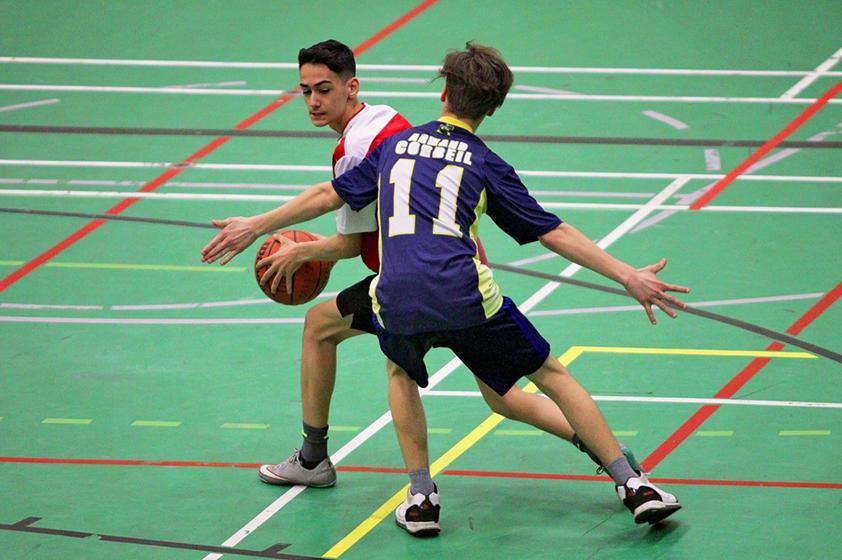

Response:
(3, 188), (840, 214)
(780, 47), (842, 99)
(1, 159), (841, 183)
(0, 178), (311, 191)
(0, 302), (103, 310)
(0, 317), (304, 325)
(424, 391), (842, 409)
(200, 177), (693, 560)
(528, 292), (824, 317)
(0, 98), (60, 112)
(2, 84), (841, 104)
(515, 85), (579, 95)
(3, 56), (842, 76)
(641, 110), (689, 129)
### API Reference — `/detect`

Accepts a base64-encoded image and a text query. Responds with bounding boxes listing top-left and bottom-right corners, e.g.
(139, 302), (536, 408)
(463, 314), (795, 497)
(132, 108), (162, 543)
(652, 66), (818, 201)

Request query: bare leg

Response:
(526, 356), (623, 466)
(300, 299), (364, 427)
(387, 360), (429, 472)
(476, 377), (575, 441)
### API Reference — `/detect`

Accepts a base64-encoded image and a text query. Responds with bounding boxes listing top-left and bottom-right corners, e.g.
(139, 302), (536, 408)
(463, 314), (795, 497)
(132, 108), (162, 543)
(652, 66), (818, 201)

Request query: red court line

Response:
(443, 469), (842, 490)
(0, 0), (439, 295)
(353, 0), (438, 56)
(642, 282), (842, 473)
(690, 79), (842, 210)
(2, 457), (838, 489)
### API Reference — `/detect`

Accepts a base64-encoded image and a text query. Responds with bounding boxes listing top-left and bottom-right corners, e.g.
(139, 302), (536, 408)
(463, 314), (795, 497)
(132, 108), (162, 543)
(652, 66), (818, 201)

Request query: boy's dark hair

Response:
(298, 39), (356, 79)
(438, 42), (514, 120)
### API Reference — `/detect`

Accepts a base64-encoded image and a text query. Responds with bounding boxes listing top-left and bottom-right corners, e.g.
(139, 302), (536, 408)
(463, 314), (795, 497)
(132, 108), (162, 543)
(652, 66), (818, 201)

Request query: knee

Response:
(303, 304), (334, 343)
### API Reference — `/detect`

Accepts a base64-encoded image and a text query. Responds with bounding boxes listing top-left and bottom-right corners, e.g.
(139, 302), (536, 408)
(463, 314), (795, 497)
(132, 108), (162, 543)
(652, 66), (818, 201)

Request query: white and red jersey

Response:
(332, 103), (411, 272)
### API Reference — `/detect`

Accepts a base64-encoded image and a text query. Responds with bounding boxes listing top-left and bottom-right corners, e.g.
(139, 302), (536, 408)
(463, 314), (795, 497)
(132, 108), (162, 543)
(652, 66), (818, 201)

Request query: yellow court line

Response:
(322, 356), (566, 558)
(572, 345), (816, 359)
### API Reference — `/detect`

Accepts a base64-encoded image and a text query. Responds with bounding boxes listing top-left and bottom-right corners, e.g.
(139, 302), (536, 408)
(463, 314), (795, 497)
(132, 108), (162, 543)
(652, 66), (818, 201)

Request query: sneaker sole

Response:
(634, 502), (682, 525)
(395, 517), (440, 537)
(257, 465), (336, 488)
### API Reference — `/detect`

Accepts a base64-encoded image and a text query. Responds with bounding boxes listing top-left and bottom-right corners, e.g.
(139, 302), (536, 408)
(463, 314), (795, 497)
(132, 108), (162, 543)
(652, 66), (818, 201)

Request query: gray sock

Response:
(300, 422), (329, 465)
(409, 468), (435, 495)
(604, 456), (638, 485)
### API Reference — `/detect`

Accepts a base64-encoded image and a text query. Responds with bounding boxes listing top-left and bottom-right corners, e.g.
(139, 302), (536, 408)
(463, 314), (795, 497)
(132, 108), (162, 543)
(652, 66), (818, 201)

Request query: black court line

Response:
(3, 206), (840, 363)
(0, 517), (321, 559)
(1, 124), (841, 148)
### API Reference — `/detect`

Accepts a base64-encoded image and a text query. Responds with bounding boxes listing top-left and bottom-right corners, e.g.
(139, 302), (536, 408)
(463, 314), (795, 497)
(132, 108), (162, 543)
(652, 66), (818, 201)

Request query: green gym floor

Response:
(1, 1), (840, 558)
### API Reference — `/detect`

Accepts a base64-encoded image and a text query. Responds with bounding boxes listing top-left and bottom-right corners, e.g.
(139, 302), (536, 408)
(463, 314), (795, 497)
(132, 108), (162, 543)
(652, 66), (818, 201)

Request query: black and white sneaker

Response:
(616, 477), (681, 524)
(395, 485), (440, 536)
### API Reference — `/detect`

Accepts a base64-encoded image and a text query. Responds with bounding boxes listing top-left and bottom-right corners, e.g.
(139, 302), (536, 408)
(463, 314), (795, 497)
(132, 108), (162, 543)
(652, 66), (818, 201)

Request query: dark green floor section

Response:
(1, 1), (840, 559)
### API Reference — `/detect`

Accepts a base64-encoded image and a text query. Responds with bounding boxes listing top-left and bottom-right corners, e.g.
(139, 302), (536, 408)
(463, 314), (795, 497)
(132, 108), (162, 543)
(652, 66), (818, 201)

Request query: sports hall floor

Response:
(0, 1), (840, 558)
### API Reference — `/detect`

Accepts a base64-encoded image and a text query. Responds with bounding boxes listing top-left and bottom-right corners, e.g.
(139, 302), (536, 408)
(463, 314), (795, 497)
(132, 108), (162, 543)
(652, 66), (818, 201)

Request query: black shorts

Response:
(335, 274), (377, 335)
(373, 297), (551, 396)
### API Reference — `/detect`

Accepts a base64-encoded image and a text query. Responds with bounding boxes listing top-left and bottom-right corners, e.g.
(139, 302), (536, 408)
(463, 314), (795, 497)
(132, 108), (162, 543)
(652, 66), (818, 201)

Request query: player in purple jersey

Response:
(205, 43), (688, 534)
(202, 41), (647, 494)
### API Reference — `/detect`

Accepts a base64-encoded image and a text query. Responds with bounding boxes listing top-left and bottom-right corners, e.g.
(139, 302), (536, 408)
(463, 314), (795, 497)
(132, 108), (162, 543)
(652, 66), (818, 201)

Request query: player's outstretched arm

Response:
(538, 223), (690, 324)
(200, 181), (344, 265)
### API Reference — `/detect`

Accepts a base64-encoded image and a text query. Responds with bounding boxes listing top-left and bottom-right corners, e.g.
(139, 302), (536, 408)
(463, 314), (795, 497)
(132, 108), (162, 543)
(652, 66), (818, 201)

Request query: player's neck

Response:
(332, 100), (364, 134)
(438, 110), (482, 133)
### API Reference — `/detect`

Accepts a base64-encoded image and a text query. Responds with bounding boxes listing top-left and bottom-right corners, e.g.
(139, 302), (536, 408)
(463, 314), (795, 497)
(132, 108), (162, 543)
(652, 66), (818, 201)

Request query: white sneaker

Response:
(257, 450), (336, 488)
(395, 485), (441, 536)
(616, 477), (681, 524)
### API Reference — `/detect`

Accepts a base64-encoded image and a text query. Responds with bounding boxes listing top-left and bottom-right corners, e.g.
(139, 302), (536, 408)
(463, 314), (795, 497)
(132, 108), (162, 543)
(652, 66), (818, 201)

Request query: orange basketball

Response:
(254, 230), (334, 305)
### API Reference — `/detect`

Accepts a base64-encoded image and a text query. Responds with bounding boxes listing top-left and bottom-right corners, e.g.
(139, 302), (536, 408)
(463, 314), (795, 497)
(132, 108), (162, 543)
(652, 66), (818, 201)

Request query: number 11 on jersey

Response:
(387, 158), (464, 238)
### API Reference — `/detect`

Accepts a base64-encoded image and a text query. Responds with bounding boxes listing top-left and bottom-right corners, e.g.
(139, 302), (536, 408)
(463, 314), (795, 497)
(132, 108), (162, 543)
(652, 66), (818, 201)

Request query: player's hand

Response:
(622, 258), (690, 324)
(201, 217), (260, 265)
(256, 238), (306, 294)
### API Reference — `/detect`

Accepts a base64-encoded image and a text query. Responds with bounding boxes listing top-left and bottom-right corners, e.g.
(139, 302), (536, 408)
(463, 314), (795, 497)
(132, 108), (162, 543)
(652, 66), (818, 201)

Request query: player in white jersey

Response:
(202, 41), (646, 493)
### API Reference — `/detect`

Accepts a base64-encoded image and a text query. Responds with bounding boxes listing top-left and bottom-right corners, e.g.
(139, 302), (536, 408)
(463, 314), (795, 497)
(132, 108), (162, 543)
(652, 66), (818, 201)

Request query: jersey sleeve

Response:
(331, 145), (382, 212)
(483, 151), (562, 244)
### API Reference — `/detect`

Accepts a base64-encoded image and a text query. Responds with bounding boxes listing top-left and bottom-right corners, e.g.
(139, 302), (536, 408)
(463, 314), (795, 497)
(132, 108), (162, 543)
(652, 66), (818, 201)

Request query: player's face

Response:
(299, 63), (356, 129)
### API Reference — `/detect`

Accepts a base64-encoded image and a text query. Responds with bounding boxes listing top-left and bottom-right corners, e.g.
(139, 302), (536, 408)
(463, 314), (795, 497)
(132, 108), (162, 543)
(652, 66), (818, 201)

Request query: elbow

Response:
(320, 183), (345, 212)
(538, 223), (565, 249)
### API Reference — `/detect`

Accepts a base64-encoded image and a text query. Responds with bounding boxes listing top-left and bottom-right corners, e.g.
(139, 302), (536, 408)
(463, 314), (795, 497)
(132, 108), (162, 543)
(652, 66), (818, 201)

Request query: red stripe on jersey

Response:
(368, 113), (412, 154)
(332, 135), (347, 177)
(360, 231), (380, 273)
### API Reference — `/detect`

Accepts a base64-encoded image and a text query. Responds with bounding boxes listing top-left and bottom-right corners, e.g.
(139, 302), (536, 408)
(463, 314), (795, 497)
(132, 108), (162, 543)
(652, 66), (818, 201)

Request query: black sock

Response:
(300, 422), (329, 469)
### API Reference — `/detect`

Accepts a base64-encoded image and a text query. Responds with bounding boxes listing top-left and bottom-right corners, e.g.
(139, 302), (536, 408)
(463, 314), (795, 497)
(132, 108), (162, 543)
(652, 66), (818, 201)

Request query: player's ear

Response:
(440, 84), (447, 103)
(347, 76), (360, 98)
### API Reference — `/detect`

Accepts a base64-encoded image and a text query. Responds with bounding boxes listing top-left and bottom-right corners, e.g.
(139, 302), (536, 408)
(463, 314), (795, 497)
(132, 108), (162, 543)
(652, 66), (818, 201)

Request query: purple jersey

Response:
(332, 118), (561, 334)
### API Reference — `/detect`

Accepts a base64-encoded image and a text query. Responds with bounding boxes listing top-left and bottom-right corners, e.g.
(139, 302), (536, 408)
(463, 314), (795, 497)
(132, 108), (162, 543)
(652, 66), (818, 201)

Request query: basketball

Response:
(254, 230), (334, 305)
